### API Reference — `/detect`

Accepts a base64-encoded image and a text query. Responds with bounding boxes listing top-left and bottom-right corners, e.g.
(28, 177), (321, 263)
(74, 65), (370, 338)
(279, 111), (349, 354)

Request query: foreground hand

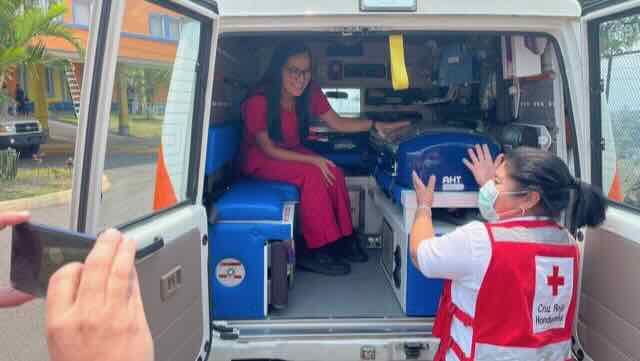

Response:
(0, 211), (30, 232)
(312, 157), (337, 186)
(374, 120), (411, 138)
(0, 211), (35, 307)
(412, 171), (436, 209)
(462, 144), (504, 187)
(46, 229), (153, 361)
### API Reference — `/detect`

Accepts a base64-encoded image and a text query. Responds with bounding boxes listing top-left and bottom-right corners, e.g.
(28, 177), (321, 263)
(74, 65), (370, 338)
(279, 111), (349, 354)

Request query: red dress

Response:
(240, 86), (353, 249)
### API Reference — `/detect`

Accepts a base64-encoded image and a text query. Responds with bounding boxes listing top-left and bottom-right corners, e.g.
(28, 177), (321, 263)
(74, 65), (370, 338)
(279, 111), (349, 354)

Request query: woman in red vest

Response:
(410, 146), (607, 361)
(241, 41), (408, 276)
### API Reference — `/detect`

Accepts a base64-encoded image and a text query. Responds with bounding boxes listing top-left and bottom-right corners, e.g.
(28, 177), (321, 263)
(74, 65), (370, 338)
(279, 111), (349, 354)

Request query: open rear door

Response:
(70, 1), (219, 360)
(579, 2), (640, 360)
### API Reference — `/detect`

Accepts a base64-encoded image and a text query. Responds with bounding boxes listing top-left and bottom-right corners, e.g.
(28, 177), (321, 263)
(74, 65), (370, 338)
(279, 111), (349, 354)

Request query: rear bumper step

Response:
(213, 319), (440, 361)
(221, 318), (435, 339)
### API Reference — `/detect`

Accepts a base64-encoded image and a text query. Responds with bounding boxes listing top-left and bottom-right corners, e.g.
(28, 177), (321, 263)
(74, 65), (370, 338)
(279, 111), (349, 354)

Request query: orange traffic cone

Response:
(608, 165), (624, 202)
(153, 143), (177, 210)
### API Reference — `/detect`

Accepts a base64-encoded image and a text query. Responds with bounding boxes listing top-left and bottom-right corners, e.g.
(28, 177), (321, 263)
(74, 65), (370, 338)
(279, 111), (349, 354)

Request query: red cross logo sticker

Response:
(547, 265), (565, 296)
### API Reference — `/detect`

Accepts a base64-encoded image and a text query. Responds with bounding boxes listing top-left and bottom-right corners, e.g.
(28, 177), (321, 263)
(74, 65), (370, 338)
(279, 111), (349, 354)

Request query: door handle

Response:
(135, 236), (165, 260)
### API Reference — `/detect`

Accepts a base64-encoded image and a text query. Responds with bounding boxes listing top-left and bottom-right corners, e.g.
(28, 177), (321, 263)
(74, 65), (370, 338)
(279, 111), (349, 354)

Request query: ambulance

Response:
(64, 0), (640, 360)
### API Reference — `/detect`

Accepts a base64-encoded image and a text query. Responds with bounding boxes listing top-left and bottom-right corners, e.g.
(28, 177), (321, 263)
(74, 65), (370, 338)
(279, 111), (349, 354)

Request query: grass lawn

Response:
(58, 113), (163, 139)
(0, 167), (72, 202)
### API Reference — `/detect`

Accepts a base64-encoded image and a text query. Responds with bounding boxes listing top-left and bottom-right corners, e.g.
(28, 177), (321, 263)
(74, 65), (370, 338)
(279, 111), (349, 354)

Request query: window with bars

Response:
(596, 12), (640, 210)
(149, 14), (181, 41)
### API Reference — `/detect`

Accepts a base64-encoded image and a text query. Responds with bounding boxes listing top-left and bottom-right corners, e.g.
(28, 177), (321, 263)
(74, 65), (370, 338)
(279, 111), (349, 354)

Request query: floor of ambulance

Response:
(270, 249), (406, 319)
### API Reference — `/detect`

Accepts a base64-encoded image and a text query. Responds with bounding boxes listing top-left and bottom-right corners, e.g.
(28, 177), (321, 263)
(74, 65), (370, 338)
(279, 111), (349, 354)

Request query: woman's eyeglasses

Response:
(285, 65), (312, 79)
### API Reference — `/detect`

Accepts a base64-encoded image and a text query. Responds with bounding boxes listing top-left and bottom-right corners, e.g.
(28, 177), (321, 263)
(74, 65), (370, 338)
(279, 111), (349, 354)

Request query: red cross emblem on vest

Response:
(547, 265), (565, 296)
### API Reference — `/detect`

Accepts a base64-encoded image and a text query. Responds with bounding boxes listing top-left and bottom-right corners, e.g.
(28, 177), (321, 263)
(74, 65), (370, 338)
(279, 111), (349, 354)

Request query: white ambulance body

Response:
(67, 0), (640, 360)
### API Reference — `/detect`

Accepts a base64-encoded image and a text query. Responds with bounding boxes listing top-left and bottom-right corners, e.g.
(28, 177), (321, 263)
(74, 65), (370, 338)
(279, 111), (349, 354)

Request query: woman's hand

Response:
(0, 211), (35, 308)
(412, 171), (436, 209)
(374, 120), (411, 138)
(312, 157), (337, 186)
(462, 144), (504, 187)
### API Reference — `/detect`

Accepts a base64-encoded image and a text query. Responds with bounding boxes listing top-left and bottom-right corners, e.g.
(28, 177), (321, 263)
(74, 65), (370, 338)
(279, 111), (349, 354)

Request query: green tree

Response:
(578, 0), (640, 55)
(125, 66), (171, 120)
(0, 0), (82, 120)
(599, 14), (640, 57)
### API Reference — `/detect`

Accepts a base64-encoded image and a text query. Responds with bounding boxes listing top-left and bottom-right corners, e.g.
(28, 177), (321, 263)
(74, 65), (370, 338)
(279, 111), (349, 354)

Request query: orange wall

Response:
(62, 0), (73, 24)
(122, 0), (180, 35)
(46, 0), (179, 64)
(61, 0), (178, 30)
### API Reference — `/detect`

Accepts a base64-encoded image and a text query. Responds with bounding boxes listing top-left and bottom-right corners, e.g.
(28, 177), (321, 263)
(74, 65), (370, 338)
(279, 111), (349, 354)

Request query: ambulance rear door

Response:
(577, 1), (640, 360)
(70, 1), (219, 360)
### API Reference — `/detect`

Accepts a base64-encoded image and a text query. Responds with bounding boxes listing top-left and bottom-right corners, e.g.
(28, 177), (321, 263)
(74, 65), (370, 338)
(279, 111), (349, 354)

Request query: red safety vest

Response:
(433, 219), (579, 361)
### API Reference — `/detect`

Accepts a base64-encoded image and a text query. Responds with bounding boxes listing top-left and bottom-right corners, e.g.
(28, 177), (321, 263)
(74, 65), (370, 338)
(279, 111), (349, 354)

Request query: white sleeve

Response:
(416, 221), (488, 282)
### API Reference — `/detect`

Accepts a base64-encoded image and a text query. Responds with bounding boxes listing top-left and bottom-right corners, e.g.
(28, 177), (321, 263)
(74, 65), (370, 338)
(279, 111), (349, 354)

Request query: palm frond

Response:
(0, 47), (28, 71)
(37, 23), (84, 55)
(1, 0), (84, 84)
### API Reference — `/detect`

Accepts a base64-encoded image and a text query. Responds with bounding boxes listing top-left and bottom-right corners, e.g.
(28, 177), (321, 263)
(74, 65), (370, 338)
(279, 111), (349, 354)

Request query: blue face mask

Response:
(478, 180), (529, 222)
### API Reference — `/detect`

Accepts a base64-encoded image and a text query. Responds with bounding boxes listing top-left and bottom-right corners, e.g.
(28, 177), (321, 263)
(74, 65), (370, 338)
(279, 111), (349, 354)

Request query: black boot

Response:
(334, 235), (368, 263)
(297, 247), (351, 276)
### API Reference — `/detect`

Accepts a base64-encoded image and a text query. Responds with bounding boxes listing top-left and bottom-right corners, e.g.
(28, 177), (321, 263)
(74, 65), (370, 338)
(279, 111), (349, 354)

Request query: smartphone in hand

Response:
(11, 223), (96, 298)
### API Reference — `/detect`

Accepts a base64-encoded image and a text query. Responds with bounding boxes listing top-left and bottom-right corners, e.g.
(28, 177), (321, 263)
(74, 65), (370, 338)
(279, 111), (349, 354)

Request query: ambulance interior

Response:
(203, 32), (570, 320)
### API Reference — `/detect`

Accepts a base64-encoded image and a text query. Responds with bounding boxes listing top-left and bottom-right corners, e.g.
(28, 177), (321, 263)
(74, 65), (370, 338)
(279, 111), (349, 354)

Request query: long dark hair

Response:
(253, 41), (313, 142)
(505, 147), (608, 228)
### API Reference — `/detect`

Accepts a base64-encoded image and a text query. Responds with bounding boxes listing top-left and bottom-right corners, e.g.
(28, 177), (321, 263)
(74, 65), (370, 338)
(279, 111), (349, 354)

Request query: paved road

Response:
(20, 120), (159, 169)
(1, 121), (159, 361)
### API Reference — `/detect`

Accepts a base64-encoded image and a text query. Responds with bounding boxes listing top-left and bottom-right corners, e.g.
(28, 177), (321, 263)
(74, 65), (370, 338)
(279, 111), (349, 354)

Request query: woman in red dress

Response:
(241, 41), (408, 276)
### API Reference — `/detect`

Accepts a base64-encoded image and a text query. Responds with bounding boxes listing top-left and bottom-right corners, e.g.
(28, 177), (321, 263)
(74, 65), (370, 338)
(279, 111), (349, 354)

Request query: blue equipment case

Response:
(372, 128), (500, 204)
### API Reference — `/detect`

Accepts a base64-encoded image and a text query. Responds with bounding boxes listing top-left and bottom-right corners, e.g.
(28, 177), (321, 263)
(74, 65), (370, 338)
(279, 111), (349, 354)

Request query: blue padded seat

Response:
(206, 124), (299, 221)
(236, 179), (299, 203)
(205, 125), (241, 175)
(206, 125), (300, 222)
(217, 181), (297, 222)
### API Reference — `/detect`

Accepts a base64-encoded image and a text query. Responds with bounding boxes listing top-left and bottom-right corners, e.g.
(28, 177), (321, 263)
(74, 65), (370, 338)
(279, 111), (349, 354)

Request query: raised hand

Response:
(462, 144), (504, 187)
(412, 171), (436, 209)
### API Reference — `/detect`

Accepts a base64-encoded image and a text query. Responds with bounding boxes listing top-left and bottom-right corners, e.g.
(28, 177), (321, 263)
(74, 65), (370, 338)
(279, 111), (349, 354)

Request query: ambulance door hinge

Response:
(404, 342), (426, 359)
(597, 78), (604, 94)
(571, 336), (585, 361)
(212, 323), (239, 341)
(600, 137), (605, 151)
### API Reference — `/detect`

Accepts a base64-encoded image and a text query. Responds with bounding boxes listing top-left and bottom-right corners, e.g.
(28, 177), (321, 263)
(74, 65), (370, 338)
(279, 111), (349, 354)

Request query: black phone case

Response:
(11, 223), (96, 298)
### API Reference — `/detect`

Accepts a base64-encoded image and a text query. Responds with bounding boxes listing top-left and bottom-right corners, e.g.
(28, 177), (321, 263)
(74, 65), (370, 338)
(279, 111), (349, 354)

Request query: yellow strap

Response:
(389, 34), (409, 90)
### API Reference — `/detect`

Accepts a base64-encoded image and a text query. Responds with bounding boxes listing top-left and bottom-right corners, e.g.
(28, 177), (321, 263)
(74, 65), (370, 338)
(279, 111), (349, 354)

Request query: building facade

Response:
(6, 0), (181, 118)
